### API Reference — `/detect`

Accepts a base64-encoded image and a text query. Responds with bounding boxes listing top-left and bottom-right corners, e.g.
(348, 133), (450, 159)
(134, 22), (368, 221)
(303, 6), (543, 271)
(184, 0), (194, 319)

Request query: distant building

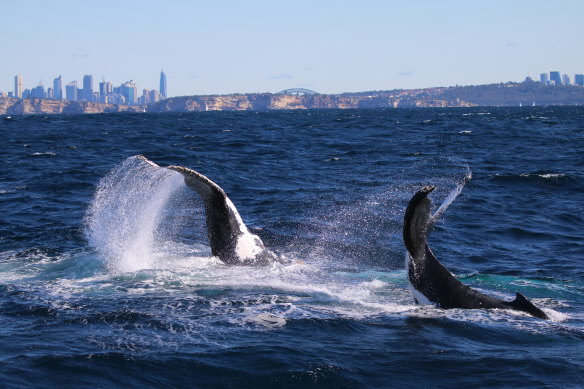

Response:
(160, 69), (167, 99)
(98, 80), (113, 103)
(99, 81), (113, 96)
(562, 74), (571, 86)
(66, 81), (78, 100)
(31, 84), (45, 99)
(14, 75), (23, 98)
(149, 89), (161, 103)
(139, 89), (150, 105)
(549, 71), (562, 85)
(138, 89), (162, 105)
(53, 75), (63, 99)
(120, 80), (138, 105)
(83, 75), (93, 102)
(575, 74), (584, 86)
(540, 73), (549, 85)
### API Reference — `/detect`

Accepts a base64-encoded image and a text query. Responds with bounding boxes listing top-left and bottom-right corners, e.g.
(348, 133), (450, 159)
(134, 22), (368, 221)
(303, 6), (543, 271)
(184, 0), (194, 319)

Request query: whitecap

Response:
(30, 152), (57, 157)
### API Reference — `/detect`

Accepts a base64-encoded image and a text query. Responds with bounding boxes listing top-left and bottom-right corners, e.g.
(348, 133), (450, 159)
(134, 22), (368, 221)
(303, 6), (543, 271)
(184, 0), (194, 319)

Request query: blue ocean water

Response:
(1, 108), (583, 387)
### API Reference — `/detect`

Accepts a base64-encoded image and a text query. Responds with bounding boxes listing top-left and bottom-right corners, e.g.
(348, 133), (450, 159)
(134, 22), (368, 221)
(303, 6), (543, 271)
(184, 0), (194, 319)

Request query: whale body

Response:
(138, 155), (279, 265)
(403, 185), (549, 320)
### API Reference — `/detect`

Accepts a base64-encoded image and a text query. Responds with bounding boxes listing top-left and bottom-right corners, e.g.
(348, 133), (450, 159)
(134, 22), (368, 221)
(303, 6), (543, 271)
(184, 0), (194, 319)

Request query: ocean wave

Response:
(0, 185), (26, 195)
(29, 152), (57, 157)
(462, 112), (491, 116)
(489, 172), (579, 186)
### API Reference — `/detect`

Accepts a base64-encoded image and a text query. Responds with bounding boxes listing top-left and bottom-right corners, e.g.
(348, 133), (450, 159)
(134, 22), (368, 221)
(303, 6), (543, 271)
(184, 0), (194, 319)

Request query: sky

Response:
(1, 0), (583, 97)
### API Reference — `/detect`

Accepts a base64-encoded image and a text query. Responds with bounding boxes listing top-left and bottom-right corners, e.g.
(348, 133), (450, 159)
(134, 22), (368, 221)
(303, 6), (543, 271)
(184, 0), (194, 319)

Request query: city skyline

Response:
(3, 69), (583, 105)
(4, 71), (167, 105)
(1, 1), (583, 96)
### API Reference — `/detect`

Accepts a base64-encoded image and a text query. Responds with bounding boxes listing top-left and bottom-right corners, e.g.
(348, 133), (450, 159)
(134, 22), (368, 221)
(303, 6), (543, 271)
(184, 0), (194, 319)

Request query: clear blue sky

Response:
(2, 0), (583, 97)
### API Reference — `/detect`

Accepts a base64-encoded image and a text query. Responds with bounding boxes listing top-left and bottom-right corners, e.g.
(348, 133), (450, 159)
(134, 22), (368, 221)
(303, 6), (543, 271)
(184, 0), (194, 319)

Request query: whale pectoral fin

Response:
(504, 293), (549, 320)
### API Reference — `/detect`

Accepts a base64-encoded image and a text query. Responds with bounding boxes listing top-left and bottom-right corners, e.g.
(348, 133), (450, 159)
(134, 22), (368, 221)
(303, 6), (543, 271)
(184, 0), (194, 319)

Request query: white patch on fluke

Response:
(235, 234), (264, 261)
(410, 285), (434, 306)
(225, 197), (265, 262)
(405, 251), (434, 306)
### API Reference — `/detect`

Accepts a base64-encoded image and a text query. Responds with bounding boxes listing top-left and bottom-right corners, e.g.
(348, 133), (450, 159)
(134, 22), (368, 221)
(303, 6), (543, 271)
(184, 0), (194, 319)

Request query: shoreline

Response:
(2, 82), (584, 115)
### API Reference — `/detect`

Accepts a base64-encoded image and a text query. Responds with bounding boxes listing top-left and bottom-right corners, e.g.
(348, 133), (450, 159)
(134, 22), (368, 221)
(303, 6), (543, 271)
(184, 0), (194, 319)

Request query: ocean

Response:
(1, 107), (583, 388)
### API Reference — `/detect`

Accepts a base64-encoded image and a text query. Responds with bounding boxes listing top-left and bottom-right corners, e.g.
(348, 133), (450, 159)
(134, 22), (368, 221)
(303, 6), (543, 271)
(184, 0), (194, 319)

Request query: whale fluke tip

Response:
(506, 292), (549, 320)
(136, 155), (159, 167)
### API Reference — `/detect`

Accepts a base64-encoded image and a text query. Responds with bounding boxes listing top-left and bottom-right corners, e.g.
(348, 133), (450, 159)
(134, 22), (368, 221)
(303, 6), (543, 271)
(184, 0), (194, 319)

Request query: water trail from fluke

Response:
(429, 165), (472, 225)
(85, 156), (183, 274)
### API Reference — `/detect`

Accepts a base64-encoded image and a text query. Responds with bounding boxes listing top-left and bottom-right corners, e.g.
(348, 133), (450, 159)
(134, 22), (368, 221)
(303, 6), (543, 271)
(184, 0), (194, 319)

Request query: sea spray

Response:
(85, 156), (183, 273)
(429, 165), (472, 225)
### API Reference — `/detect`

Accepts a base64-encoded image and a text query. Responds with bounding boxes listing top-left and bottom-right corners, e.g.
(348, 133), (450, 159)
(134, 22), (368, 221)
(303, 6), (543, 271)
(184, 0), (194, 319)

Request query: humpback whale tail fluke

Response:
(403, 182), (549, 320)
(137, 155), (279, 266)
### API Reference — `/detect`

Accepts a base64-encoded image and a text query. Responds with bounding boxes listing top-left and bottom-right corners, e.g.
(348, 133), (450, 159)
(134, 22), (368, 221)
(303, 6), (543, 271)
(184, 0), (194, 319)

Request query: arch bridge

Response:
(277, 88), (319, 96)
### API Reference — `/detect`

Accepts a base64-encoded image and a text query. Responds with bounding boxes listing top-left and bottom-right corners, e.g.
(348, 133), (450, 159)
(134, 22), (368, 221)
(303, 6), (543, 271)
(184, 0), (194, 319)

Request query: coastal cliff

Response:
(2, 82), (584, 115)
(147, 93), (474, 112)
(0, 97), (144, 115)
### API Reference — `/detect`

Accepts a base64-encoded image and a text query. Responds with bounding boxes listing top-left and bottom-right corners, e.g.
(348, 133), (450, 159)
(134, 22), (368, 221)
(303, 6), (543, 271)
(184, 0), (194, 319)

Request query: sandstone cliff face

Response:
(0, 94), (475, 115)
(149, 94), (275, 112)
(146, 93), (475, 112)
(147, 94), (363, 112)
(0, 97), (144, 115)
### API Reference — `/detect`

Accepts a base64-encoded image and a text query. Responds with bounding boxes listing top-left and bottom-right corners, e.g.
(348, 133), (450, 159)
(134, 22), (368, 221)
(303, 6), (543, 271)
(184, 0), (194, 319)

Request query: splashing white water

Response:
(429, 165), (472, 225)
(85, 156), (184, 274)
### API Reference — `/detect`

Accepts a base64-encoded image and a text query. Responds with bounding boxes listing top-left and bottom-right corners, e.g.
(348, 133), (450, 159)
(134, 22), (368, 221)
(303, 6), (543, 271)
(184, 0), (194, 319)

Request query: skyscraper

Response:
(540, 73), (549, 85)
(83, 75), (93, 102)
(562, 74), (571, 86)
(66, 81), (78, 101)
(14, 75), (23, 98)
(149, 89), (161, 103)
(99, 80), (113, 103)
(120, 80), (138, 105)
(160, 69), (167, 99)
(575, 74), (584, 86)
(549, 71), (562, 86)
(31, 84), (46, 99)
(53, 75), (63, 99)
